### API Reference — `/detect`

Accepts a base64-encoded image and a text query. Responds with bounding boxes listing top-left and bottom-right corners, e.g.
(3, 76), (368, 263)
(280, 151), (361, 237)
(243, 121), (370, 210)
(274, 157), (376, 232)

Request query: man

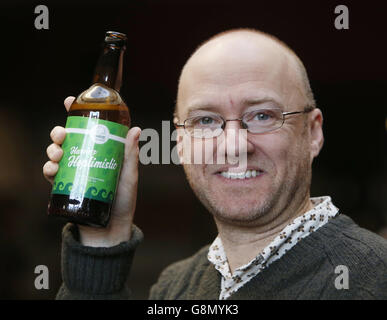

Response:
(43, 29), (387, 299)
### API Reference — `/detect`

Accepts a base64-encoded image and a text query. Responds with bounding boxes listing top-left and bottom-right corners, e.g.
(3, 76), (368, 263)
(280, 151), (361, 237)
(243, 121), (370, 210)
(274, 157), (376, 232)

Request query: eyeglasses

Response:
(175, 105), (315, 138)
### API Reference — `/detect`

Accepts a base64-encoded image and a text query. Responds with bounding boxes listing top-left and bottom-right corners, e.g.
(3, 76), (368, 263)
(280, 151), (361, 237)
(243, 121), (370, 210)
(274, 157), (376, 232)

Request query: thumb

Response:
(125, 126), (141, 160)
(121, 127), (141, 182)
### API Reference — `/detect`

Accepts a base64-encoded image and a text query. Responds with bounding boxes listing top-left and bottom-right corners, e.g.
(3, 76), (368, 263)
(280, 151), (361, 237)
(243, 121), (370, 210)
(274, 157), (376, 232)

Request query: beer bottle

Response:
(48, 31), (130, 227)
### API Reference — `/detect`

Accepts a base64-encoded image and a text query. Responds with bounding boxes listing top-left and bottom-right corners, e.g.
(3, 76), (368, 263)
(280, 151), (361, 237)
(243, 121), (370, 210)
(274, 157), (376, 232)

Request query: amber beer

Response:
(48, 31), (130, 227)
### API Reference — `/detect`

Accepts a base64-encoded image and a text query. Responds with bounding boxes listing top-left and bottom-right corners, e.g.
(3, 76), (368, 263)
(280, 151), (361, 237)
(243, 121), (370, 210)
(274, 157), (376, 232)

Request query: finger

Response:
(50, 126), (66, 144)
(43, 161), (59, 184)
(64, 96), (75, 112)
(46, 143), (64, 162)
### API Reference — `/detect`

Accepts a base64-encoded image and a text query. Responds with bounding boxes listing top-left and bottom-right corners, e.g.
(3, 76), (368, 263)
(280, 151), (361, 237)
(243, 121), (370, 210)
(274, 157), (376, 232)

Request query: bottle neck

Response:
(92, 44), (125, 92)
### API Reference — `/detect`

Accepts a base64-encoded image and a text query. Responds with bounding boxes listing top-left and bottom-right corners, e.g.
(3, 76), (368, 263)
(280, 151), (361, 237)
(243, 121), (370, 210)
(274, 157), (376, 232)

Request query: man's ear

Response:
(309, 108), (324, 161)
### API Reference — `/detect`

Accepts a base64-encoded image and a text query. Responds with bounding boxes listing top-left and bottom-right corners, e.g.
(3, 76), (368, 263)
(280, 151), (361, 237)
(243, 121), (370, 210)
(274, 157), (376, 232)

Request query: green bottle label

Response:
(52, 116), (128, 204)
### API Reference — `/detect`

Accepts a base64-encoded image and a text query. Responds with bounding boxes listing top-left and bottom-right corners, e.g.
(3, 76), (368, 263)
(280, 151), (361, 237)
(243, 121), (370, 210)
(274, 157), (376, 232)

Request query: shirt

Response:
(207, 196), (339, 300)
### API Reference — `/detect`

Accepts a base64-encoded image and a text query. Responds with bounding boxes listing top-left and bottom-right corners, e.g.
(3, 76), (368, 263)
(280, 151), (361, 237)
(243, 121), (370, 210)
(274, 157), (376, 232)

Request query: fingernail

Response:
(136, 129), (141, 141)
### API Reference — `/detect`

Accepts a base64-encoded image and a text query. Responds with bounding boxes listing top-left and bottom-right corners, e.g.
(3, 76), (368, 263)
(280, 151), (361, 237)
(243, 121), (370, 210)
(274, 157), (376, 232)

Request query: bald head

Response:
(175, 29), (315, 119)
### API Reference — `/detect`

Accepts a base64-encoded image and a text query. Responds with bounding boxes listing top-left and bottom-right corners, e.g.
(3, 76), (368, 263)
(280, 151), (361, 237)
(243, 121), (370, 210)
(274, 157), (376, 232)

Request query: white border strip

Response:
(65, 128), (126, 144)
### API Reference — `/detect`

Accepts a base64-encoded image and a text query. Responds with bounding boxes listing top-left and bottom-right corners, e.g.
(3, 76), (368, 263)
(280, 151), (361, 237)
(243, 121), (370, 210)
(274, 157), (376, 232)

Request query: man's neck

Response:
(215, 197), (314, 275)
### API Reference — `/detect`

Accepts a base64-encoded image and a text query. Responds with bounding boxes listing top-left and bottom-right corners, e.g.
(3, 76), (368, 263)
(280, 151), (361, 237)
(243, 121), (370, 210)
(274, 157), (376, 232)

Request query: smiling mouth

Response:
(215, 169), (265, 180)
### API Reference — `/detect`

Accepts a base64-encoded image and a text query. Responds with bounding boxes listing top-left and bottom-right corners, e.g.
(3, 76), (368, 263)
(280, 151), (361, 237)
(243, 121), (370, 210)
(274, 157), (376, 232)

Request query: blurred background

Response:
(0, 0), (385, 299)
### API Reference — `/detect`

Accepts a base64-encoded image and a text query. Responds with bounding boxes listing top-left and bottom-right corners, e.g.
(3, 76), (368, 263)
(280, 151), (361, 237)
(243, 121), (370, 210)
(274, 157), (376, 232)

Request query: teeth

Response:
(219, 170), (262, 180)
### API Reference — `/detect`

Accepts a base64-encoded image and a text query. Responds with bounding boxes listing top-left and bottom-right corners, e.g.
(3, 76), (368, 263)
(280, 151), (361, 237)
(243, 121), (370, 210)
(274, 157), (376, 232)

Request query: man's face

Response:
(177, 35), (318, 227)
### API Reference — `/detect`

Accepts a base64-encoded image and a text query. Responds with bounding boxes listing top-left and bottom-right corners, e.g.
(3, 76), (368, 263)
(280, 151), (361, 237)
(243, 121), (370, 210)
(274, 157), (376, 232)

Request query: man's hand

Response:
(43, 96), (141, 247)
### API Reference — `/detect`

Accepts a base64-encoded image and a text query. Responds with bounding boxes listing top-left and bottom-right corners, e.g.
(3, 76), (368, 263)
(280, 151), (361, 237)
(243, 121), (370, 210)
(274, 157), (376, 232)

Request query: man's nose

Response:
(221, 120), (254, 158)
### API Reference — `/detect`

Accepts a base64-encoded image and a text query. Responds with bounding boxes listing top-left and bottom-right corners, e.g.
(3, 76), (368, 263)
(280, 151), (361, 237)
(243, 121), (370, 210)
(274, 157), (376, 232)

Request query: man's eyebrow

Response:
(186, 104), (220, 116)
(241, 97), (283, 108)
(185, 97), (284, 117)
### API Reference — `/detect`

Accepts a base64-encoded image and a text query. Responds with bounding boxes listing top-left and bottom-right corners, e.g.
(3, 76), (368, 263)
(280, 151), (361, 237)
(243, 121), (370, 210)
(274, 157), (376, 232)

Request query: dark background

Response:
(0, 0), (385, 299)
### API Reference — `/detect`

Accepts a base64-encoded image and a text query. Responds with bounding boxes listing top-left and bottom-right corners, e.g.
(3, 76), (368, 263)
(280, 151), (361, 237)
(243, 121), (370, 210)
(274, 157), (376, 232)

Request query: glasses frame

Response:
(175, 105), (315, 138)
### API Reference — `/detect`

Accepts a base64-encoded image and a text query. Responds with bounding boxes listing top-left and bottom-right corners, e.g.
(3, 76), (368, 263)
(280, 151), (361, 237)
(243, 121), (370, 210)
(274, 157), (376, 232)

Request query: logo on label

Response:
(90, 124), (109, 144)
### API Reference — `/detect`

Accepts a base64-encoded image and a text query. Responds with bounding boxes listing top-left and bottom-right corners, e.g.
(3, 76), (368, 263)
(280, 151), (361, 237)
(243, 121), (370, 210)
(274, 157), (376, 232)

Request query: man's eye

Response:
(188, 116), (220, 128)
(253, 112), (271, 121)
(198, 117), (214, 125)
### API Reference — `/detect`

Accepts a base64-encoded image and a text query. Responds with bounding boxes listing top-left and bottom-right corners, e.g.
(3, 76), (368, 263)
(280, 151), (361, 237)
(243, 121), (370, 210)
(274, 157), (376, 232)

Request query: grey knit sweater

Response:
(56, 214), (387, 300)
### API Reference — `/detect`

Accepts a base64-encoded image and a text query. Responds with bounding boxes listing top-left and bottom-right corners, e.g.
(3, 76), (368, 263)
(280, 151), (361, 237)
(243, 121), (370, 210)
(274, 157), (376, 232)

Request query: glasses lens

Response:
(243, 108), (283, 133)
(185, 115), (223, 138)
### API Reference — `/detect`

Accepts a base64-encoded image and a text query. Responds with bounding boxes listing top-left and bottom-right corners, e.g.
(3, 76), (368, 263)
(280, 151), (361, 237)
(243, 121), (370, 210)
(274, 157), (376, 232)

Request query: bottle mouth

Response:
(105, 31), (127, 47)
